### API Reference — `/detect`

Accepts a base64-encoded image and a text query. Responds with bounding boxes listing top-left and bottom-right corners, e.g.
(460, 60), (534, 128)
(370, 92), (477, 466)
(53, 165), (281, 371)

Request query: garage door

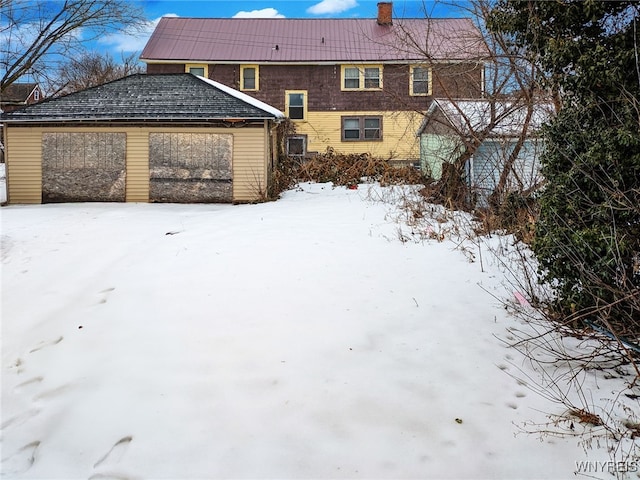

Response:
(42, 132), (126, 202)
(149, 133), (233, 203)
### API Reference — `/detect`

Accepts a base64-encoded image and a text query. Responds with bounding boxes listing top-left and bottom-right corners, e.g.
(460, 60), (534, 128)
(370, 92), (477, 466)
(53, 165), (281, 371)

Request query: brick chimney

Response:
(377, 2), (392, 25)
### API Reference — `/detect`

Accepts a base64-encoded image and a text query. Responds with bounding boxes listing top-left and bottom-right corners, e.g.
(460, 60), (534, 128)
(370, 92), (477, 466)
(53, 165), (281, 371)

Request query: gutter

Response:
(0, 116), (279, 124)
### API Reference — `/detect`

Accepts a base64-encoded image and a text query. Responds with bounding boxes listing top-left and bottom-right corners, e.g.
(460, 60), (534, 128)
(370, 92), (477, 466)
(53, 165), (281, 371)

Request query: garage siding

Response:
(5, 128), (42, 204)
(232, 125), (267, 202)
(4, 124), (270, 204)
(126, 129), (150, 202)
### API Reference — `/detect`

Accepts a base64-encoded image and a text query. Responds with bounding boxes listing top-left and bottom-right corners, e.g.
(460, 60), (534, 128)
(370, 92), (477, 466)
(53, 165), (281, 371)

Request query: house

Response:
(417, 99), (554, 206)
(140, 2), (489, 164)
(0, 83), (43, 112)
(0, 83), (43, 163)
(0, 73), (284, 204)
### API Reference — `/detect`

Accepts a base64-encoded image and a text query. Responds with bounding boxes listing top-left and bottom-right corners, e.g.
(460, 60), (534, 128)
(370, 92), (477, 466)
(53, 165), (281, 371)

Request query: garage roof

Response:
(0, 74), (284, 123)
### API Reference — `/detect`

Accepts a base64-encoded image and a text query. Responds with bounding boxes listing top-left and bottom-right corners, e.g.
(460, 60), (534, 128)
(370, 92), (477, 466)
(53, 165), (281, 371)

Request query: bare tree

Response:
(52, 51), (143, 96)
(388, 0), (557, 210)
(0, 0), (146, 93)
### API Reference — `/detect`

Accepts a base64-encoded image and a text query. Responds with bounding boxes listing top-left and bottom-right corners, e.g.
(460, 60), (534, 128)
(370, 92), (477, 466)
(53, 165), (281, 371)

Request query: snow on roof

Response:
(0, 74), (284, 123)
(196, 75), (284, 119)
(418, 99), (555, 137)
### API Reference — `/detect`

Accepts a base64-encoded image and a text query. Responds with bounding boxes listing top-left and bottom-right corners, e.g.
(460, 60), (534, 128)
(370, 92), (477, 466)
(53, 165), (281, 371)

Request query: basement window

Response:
(286, 135), (307, 157)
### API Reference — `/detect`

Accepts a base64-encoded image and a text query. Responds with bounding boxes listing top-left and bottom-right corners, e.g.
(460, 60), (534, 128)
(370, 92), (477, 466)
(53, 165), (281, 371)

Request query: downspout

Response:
(2, 122), (8, 204)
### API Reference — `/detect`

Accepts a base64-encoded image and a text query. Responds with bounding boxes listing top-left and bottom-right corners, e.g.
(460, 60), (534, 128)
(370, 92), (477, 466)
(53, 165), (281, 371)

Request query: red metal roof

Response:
(140, 17), (489, 64)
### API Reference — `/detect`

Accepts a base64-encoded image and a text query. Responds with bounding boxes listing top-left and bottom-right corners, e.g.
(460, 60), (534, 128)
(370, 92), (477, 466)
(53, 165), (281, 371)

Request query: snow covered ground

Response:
(0, 183), (626, 479)
(1, 163), (6, 204)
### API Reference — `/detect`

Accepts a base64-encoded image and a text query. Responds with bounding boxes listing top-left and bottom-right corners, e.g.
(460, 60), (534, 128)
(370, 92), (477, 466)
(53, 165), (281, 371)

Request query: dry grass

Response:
(295, 148), (424, 187)
(270, 148), (425, 200)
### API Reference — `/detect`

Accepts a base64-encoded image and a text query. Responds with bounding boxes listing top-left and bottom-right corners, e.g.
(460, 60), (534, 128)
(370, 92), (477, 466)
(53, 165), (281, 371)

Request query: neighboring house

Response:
(0, 73), (284, 204)
(0, 83), (43, 112)
(140, 2), (489, 164)
(0, 83), (43, 163)
(417, 99), (554, 206)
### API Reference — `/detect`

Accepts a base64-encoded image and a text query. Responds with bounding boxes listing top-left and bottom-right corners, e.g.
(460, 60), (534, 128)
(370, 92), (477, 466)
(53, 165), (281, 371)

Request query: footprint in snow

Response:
(97, 287), (115, 305)
(29, 336), (63, 353)
(1, 408), (40, 431)
(33, 383), (73, 401)
(14, 376), (44, 392)
(0, 440), (40, 476)
(93, 436), (133, 469)
(88, 473), (133, 480)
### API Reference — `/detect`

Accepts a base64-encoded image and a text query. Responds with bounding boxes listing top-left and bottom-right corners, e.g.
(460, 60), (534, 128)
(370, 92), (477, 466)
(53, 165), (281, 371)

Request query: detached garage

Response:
(1, 74), (284, 204)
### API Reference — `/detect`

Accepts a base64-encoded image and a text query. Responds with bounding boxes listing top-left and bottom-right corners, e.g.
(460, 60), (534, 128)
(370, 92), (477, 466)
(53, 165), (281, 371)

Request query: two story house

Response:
(140, 2), (489, 164)
(0, 83), (43, 113)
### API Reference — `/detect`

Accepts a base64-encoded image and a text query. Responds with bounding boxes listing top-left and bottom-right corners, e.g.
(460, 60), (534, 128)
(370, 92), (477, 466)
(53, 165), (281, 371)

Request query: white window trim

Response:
(286, 135), (307, 157)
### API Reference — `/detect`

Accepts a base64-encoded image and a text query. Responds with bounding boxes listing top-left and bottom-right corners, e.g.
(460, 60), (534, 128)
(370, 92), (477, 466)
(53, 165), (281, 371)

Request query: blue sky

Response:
(99, 0), (466, 56)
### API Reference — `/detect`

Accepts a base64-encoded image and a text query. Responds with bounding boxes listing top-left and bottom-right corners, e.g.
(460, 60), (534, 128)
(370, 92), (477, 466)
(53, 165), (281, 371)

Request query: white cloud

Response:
(99, 13), (178, 53)
(306, 0), (358, 15)
(232, 8), (285, 18)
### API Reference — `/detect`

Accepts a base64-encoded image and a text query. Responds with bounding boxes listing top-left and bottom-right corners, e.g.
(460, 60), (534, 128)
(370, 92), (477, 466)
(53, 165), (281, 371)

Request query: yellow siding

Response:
(5, 127), (42, 204)
(126, 129), (150, 202)
(295, 111), (422, 162)
(232, 124), (267, 202)
(4, 124), (270, 204)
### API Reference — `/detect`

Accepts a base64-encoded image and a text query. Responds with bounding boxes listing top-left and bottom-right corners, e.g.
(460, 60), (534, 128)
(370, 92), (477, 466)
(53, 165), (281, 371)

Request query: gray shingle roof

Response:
(140, 17), (489, 64)
(0, 74), (284, 123)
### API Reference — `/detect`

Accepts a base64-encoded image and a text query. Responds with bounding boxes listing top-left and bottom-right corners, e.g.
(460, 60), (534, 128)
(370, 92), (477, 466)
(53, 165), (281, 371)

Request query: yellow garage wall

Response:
(126, 128), (150, 202)
(232, 123), (268, 202)
(293, 110), (423, 162)
(5, 127), (43, 204)
(4, 124), (269, 204)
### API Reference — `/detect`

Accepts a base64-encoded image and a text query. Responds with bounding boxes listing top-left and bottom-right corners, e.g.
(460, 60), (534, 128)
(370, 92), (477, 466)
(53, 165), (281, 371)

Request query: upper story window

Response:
(410, 65), (431, 96)
(341, 65), (383, 91)
(241, 65), (259, 91)
(285, 90), (307, 121)
(186, 64), (208, 77)
(33, 89), (40, 101)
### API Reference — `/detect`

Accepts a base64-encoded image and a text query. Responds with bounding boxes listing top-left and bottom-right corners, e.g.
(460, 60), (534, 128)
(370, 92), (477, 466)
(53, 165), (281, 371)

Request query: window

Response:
(341, 65), (383, 91)
(344, 67), (360, 89)
(285, 91), (307, 121)
(286, 135), (307, 157)
(185, 64), (208, 77)
(33, 89), (40, 101)
(341, 116), (382, 141)
(241, 65), (259, 91)
(364, 68), (380, 89)
(410, 65), (431, 96)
